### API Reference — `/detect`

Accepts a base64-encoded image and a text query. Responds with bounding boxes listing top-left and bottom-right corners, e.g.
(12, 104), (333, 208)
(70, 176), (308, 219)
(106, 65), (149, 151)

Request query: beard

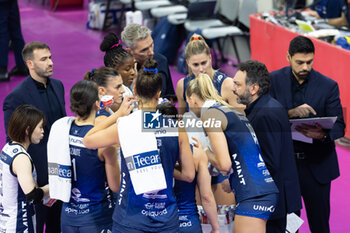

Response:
(236, 89), (253, 105)
(294, 70), (310, 80)
(34, 66), (53, 79)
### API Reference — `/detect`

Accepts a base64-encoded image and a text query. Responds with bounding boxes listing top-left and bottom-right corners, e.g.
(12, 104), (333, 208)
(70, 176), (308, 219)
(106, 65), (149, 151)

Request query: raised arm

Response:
(176, 78), (187, 116)
(203, 108), (232, 174)
(83, 96), (136, 149)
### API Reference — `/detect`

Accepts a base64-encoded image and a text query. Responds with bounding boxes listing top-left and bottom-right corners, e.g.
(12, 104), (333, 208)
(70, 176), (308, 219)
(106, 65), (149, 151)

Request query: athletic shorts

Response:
(61, 222), (112, 233)
(112, 222), (178, 233)
(235, 193), (278, 220)
(179, 214), (203, 233)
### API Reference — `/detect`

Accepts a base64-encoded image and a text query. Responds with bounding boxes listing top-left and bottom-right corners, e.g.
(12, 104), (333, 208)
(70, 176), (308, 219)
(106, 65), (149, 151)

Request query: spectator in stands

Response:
(3, 41), (66, 233)
(0, 0), (27, 81)
(270, 35), (345, 233)
(307, 0), (349, 27)
(233, 60), (302, 233)
(121, 23), (176, 100)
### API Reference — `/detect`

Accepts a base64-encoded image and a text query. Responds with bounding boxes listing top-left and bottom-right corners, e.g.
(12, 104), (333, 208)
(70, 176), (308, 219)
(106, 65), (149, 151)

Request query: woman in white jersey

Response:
(0, 104), (48, 233)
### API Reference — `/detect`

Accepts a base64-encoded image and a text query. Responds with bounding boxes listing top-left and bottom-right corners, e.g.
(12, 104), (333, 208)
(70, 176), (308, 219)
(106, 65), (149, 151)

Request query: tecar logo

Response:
(125, 150), (161, 171)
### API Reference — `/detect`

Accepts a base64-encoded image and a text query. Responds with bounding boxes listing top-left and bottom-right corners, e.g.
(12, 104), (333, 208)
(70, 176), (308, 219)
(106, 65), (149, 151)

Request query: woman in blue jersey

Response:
(157, 103), (219, 233)
(0, 104), (48, 233)
(83, 59), (195, 233)
(176, 33), (236, 208)
(84, 67), (125, 121)
(176, 33), (243, 115)
(60, 80), (120, 233)
(100, 32), (137, 96)
(186, 74), (279, 233)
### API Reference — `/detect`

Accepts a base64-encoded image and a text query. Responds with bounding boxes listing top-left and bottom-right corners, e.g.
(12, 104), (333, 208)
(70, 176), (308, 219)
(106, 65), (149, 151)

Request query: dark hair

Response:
(136, 59), (162, 99)
(238, 60), (270, 96)
(22, 41), (50, 62)
(100, 32), (133, 69)
(288, 36), (315, 57)
(70, 80), (99, 120)
(156, 102), (178, 120)
(8, 105), (45, 144)
(84, 67), (119, 88)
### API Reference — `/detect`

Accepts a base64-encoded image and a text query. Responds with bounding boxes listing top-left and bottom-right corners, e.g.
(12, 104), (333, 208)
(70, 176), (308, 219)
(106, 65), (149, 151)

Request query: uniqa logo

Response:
(253, 205), (275, 213)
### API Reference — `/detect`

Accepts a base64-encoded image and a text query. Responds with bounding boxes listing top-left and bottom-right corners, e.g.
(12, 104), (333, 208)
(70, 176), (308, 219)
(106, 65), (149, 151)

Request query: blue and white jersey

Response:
(0, 142), (36, 233)
(211, 106), (279, 203)
(113, 124), (180, 232)
(183, 71), (227, 111)
(61, 121), (114, 227)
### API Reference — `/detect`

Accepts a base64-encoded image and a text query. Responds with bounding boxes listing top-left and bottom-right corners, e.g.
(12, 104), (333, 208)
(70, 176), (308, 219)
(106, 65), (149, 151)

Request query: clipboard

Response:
(290, 116), (337, 143)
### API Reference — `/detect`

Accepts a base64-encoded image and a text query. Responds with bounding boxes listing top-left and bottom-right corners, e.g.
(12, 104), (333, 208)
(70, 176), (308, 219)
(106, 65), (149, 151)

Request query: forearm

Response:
(85, 111), (122, 138)
(201, 193), (219, 232)
(327, 14), (348, 27)
(40, 184), (50, 198)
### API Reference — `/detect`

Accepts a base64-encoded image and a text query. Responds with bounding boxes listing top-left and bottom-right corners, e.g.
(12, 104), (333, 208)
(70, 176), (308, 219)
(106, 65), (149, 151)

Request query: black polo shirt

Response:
(32, 77), (64, 126)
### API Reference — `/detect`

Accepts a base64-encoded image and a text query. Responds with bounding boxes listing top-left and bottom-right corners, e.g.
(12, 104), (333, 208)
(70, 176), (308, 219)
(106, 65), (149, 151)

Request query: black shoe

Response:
(9, 66), (28, 77)
(0, 72), (10, 82)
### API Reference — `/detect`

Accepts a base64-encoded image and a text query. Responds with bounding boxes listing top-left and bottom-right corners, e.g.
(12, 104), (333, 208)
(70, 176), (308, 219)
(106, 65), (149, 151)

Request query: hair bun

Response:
(100, 32), (121, 52)
(142, 59), (158, 75)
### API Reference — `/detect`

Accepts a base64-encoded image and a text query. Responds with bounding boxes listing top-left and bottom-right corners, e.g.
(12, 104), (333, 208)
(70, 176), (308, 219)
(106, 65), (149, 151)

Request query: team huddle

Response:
(1, 23), (345, 233)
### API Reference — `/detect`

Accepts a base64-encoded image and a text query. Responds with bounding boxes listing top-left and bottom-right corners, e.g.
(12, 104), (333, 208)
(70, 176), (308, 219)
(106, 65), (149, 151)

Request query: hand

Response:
(116, 96), (137, 117)
(221, 178), (232, 193)
(211, 229), (220, 233)
(288, 104), (316, 118)
(307, 9), (321, 19)
(191, 137), (203, 150)
(295, 123), (326, 140)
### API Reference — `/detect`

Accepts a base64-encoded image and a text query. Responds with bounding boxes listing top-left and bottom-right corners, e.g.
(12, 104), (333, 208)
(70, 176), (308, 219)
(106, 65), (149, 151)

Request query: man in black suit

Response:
(121, 23), (176, 100)
(3, 41), (66, 233)
(270, 36), (345, 233)
(233, 60), (302, 233)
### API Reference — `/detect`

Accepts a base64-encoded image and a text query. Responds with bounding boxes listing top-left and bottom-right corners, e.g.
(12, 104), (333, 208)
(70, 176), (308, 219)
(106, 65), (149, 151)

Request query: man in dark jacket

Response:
(270, 36), (345, 233)
(233, 60), (302, 233)
(3, 41), (66, 233)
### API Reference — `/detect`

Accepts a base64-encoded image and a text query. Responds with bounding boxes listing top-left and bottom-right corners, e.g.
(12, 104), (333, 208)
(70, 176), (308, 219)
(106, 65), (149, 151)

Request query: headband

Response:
(143, 67), (158, 74)
(191, 36), (200, 41)
(110, 40), (121, 49)
(89, 68), (96, 79)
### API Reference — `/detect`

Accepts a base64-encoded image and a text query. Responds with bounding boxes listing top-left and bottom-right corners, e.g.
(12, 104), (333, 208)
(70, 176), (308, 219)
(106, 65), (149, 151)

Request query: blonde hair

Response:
(185, 34), (212, 76)
(186, 73), (230, 108)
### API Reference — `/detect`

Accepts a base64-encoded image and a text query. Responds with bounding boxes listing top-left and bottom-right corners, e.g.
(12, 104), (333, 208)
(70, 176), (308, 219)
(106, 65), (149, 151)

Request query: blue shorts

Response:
(179, 214), (202, 233)
(211, 173), (228, 185)
(61, 222), (112, 233)
(235, 193), (278, 220)
(112, 222), (178, 233)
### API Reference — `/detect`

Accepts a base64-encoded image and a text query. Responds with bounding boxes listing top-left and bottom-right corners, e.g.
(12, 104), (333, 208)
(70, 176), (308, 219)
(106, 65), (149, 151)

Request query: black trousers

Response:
(266, 216), (287, 233)
(35, 201), (62, 233)
(0, 0), (25, 69)
(296, 159), (331, 233)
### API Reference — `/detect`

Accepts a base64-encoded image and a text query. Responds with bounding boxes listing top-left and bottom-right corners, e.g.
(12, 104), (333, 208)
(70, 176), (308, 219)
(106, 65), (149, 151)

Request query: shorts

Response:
(211, 173), (228, 185)
(112, 222), (178, 233)
(235, 193), (278, 220)
(179, 214), (202, 233)
(61, 222), (112, 233)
